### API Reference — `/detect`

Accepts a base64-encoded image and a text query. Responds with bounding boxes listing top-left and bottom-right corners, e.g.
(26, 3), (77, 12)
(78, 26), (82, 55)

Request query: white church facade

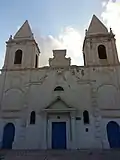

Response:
(0, 15), (120, 150)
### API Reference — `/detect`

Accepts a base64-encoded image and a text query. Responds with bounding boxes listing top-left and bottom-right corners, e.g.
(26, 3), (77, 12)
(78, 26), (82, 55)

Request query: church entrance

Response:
(107, 121), (120, 148)
(2, 123), (15, 149)
(52, 122), (66, 149)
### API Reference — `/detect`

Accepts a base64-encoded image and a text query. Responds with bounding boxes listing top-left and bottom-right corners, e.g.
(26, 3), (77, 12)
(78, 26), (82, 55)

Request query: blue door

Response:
(2, 123), (15, 149)
(52, 122), (66, 149)
(107, 121), (120, 148)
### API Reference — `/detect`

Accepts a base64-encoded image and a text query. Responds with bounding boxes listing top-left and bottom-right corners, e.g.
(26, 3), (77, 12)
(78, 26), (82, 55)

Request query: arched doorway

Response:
(2, 123), (15, 149)
(107, 121), (120, 148)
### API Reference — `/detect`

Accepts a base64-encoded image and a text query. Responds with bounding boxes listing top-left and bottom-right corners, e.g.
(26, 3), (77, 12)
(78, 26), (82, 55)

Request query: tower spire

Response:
(87, 15), (108, 35)
(14, 20), (34, 39)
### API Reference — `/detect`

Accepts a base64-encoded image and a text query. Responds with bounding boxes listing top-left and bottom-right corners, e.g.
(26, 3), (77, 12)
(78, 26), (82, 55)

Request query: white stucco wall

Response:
(0, 64), (120, 149)
(1, 16), (120, 150)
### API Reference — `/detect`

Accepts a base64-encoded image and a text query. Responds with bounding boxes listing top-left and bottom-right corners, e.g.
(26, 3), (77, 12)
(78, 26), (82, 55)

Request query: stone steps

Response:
(1, 150), (120, 160)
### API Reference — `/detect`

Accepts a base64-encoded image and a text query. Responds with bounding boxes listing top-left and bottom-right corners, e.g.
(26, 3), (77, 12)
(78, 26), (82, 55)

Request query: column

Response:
(70, 111), (76, 149)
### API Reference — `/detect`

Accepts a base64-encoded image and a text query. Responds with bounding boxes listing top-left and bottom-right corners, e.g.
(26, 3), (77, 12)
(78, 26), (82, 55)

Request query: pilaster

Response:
(91, 85), (102, 148)
(70, 111), (76, 149)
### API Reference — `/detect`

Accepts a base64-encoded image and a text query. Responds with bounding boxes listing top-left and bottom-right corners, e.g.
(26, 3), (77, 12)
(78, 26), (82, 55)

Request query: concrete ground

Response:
(0, 149), (120, 160)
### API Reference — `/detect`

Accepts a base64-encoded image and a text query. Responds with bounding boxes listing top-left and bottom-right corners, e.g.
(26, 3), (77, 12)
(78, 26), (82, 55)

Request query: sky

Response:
(0, 0), (120, 67)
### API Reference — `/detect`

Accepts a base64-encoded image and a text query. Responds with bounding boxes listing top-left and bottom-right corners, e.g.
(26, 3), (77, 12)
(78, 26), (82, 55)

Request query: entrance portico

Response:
(41, 96), (77, 149)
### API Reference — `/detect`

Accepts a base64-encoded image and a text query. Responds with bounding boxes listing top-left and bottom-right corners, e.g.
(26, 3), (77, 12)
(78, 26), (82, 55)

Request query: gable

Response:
(43, 97), (76, 112)
(47, 100), (69, 110)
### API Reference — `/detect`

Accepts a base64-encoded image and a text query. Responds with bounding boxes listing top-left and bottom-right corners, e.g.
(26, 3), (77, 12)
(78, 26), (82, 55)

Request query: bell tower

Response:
(3, 20), (40, 69)
(83, 15), (119, 66)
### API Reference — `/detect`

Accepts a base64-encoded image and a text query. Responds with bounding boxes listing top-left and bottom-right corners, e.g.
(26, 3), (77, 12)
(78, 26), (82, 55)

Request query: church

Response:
(0, 14), (120, 150)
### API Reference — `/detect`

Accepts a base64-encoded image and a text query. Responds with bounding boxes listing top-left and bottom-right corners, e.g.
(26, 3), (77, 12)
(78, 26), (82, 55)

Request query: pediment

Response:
(43, 97), (76, 112)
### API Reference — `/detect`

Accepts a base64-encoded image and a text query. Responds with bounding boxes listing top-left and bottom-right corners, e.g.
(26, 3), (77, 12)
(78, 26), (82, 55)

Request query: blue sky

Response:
(0, 0), (119, 67)
(0, 0), (102, 36)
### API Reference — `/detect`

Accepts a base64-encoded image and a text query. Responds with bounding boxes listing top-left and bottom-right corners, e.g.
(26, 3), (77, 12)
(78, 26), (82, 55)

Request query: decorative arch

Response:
(97, 84), (118, 109)
(97, 84), (118, 92)
(2, 123), (15, 149)
(30, 111), (36, 124)
(83, 110), (90, 124)
(98, 45), (107, 59)
(2, 88), (23, 111)
(14, 49), (22, 64)
(54, 86), (64, 91)
(4, 87), (24, 94)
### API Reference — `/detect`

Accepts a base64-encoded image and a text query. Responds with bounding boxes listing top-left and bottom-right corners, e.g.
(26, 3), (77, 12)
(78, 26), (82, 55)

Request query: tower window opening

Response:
(98, 45), (107, 59)
(35, 54), (38, 68)
(14, 49), (22, 64)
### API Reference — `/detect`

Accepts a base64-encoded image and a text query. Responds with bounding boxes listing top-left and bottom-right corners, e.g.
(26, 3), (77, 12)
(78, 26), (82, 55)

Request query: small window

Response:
(98, 45), (107, 59)
(83, 110), (90, 124)
(35, 54), (38, 68)
(54, 86), (64, 91)
(30, 111), (36, 124)
(85, 128), (89, 132)
(14, 49), (22, 64)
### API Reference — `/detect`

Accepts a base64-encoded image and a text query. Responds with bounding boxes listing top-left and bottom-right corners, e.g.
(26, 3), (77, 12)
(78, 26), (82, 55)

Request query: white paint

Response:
(0, 15), (120, 150)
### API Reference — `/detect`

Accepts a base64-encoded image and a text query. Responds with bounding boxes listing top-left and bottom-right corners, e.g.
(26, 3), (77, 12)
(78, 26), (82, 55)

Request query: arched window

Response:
(98, 45), (107, 59)
(30, 111), (36, 124)
(83, 110), (90, 124)
(54, 86), (64, 91)
(35, 54), (38, 68)
(14, 49), (22, 64)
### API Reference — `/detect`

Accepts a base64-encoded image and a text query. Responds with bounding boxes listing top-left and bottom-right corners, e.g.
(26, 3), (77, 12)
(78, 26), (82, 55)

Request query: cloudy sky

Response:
(0, 0), (120, 67)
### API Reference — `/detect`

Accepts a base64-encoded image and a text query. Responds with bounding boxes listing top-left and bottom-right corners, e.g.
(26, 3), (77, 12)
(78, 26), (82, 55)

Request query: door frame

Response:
(47, 118), (70, 149)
